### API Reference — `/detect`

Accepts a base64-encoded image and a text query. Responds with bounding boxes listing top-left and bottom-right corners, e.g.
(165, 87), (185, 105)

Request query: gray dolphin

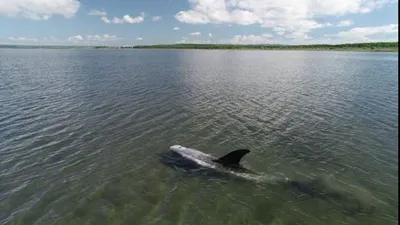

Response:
(169, 145), (257, 175)
(163, 145), (376, 215)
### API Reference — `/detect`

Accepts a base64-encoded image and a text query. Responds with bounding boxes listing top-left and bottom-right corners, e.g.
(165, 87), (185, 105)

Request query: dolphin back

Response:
(214, 149), (250, 165)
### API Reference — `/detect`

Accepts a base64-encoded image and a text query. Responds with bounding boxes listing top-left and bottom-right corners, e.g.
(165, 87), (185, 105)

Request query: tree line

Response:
(128, 42), (398, 51)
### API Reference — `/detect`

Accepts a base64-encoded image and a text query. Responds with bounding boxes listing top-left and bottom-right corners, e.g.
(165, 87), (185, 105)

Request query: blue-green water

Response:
(0, 49), (398, 225)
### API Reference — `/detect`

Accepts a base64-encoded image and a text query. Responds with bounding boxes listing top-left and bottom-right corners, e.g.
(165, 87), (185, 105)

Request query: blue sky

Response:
(0, 0), (398, 45)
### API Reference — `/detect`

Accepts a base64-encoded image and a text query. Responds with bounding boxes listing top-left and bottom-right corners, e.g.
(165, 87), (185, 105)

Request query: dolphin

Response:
(162, 145), (376, 215)
(168, 145), (258, 175)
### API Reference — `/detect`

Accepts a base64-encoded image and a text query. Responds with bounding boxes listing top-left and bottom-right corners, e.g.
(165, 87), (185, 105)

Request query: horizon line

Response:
(0, 41), (398, 48)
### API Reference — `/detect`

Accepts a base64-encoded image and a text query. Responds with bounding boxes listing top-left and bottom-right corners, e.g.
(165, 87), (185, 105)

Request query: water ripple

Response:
(0, 49), (397, 225)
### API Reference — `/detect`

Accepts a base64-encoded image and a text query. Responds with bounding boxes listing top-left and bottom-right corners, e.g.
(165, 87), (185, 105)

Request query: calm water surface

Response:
(0, 49), (398, 225)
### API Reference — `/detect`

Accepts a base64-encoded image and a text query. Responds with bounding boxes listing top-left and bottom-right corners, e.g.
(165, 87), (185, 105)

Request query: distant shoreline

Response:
(126, 47), (398, 52)
(0, 42), (397, 52)
(124, 42), (399, 52)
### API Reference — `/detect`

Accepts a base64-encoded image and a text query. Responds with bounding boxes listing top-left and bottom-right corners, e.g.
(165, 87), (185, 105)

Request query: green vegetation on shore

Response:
(0, 42), (397, 52)
(127, 42), (398, 52)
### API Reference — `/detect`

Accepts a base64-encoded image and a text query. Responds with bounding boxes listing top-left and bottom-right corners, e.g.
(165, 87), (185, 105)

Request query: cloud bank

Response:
(0, 0), (80, 20)
(175, 0), (397, 40)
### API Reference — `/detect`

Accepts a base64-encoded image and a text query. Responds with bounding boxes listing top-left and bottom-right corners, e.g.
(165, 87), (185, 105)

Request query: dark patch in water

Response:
(279, 178), (376, 215)
(159, 151), (376, 216)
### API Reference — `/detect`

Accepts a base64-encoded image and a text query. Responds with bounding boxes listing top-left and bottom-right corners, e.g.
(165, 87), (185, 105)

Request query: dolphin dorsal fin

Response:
(216, 149), (250, 165)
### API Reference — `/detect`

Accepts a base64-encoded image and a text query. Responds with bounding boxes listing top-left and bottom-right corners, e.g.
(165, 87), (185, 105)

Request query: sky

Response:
(0, 0), (398, 46)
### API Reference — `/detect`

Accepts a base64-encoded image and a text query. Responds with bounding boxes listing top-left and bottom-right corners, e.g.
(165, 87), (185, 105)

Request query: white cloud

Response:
(331, 24), (398, 42)
(274, 27), (286, 36)
(87, 34), (118, 42)
(175, 0), (397, 39)
(67, 34), (120, 44)
(230, 34), (274, 44)
(6, 36), (64, 44)
(43, 36), (59, 42)
(285, 31), (313, 40)
(0, 0), (80, 20)
(303, 34), (313, 40)
(101, 12), (145, 24)
(152, 16), (162, 21)
(122, 14), (144, 23)
(136, 37), (143, 41)
(68, 35), (84, 43)
(88, 9), (107, 16)
(173, 27), (181, 30)
(101, 16), (111, 23)
(8, 36), (38, 42)
(267, 24), (398, 44)
(337, 20), (354, 27)
(190, 32), (201, 36)
(43, 36), (55, 40)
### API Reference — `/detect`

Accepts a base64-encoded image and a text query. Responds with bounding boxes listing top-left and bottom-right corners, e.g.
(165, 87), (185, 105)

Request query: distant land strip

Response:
(0, 42), (397, 52)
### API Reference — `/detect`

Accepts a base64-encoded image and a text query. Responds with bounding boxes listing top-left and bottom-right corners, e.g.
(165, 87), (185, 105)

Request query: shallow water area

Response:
(0, 49), (398, 225)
